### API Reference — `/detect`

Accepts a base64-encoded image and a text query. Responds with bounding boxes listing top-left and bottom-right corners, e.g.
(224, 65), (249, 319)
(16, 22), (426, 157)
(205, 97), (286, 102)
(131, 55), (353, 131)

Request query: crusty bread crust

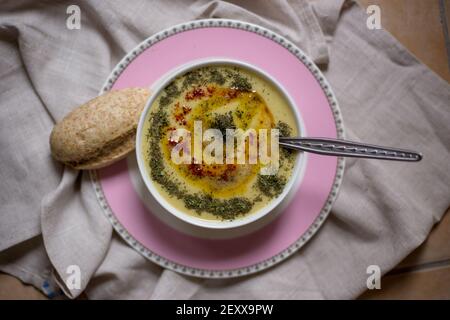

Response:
(50, 88), (150, 170)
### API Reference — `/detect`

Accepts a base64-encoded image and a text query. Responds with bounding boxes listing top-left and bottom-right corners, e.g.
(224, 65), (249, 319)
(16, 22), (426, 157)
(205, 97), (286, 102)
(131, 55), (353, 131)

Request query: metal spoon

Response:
(278, 137), (422, 162)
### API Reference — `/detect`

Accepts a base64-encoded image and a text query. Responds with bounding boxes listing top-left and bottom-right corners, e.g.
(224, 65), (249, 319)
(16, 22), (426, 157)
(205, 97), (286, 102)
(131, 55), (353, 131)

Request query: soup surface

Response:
(142, 65), (298, 221)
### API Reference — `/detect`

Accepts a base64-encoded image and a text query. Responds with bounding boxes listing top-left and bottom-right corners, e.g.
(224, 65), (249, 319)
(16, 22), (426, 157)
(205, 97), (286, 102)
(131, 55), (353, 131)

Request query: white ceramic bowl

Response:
(136, 58), (307, 230)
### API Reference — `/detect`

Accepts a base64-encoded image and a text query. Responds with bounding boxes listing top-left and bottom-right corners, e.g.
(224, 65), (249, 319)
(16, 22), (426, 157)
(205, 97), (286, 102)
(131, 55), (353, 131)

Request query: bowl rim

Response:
(136, 58), (307, 229)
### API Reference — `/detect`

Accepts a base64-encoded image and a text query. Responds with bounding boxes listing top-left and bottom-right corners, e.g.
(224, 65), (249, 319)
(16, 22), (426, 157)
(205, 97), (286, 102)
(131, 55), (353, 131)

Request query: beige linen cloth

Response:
(0, 0), (449, 299)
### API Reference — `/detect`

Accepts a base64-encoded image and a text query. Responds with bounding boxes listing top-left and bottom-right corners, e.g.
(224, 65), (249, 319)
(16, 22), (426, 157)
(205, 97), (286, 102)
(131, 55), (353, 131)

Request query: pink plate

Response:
(91, 19), (345, 278)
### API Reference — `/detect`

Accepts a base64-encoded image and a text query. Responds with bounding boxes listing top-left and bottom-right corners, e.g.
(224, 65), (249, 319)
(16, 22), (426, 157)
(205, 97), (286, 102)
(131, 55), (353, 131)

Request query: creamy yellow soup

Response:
(142, 65), (298, 221)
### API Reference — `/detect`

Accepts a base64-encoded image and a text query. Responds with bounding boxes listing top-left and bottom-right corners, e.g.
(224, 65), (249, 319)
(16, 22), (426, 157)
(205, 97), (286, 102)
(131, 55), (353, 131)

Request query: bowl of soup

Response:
(136, 59), (306, 230)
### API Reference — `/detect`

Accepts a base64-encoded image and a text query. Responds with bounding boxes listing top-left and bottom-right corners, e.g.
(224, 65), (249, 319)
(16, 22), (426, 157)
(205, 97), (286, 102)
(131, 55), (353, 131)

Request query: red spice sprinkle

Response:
(174, 113), (183, 122)
(168, 135), (181, 147)
(220, 164), (237, 181)
(174, 110), (188, 125)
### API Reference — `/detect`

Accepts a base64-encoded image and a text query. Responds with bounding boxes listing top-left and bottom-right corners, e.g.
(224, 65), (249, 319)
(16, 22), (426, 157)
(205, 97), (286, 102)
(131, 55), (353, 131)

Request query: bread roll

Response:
(50, 88), (150, 170)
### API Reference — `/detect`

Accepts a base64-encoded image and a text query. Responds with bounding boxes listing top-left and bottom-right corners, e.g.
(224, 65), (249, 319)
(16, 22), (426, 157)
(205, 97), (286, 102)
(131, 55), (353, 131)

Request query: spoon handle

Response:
(278, 137), (422, 162)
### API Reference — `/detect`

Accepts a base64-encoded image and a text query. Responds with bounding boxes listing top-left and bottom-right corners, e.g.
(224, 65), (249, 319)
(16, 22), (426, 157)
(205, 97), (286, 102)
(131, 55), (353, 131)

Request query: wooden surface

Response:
(0, 0), (449, 299)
